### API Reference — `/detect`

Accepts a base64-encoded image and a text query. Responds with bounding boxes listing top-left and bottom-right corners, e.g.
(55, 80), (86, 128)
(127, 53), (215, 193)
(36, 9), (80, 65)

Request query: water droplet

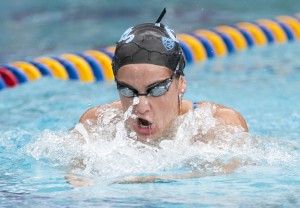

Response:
(87, 100), (93, 106)
(133, 97), (139, 105)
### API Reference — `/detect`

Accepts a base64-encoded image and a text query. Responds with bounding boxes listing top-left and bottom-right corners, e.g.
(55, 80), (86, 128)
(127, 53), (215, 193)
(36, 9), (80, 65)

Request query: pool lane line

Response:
(1, 13), (300, 90)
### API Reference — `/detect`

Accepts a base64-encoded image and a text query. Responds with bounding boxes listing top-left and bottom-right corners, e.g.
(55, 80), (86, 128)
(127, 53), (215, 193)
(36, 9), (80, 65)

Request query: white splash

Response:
(23, 103), (300, 179)
(74, 123), (90, 144)
(123, 96), (139, 120)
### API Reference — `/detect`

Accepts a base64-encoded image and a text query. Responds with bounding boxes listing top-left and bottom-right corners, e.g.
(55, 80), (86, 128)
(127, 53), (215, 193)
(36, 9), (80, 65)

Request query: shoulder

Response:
(196, 101), (248, 132)
(79, 101), (123, 123)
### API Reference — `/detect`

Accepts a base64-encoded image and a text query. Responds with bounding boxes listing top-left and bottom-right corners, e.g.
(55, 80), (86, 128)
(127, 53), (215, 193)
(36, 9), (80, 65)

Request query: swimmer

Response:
(79, 9), (248, 143)
(69, 9), (250, 185)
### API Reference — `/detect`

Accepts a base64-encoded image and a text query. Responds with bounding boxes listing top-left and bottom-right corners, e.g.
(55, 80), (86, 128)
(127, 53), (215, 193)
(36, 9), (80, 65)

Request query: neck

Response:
(180, 100), (194, 114)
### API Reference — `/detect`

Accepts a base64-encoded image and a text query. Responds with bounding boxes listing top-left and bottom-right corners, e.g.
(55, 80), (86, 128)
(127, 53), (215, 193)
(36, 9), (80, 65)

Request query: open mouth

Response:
(138, 118), (152, 129)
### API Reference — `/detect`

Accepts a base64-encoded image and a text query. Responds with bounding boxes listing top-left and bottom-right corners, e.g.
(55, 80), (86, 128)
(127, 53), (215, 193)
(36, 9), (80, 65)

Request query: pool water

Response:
(1, 41), (300, 207)
(2, 0), (300, 63)
(1, 0), (300, 207)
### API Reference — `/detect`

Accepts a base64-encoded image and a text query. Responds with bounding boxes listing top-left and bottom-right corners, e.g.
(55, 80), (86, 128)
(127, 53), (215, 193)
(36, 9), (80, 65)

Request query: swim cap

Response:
(112, 21), (185, 76)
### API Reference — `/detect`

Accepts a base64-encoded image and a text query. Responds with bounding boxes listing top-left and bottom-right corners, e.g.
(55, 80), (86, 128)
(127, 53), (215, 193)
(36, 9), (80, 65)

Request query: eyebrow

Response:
(117, 81), (135, 90)
(146, 77), (170, 89)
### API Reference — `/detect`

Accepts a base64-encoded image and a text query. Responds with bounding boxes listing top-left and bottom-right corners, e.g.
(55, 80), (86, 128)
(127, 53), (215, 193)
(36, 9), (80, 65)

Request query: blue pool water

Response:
(1, 1), (300, 207)
(1, 42), (300, 207)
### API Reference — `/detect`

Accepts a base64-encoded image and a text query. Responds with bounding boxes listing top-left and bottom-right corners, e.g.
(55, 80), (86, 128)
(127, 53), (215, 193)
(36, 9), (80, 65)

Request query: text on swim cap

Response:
(119, 27), (135, 43)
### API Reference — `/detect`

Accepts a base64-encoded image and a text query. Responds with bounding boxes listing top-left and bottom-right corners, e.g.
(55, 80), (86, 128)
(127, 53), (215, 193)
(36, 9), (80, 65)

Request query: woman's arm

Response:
(79, 101), (122, 124)
(197, 102), (248, 132)
(112, 158), (240, 184)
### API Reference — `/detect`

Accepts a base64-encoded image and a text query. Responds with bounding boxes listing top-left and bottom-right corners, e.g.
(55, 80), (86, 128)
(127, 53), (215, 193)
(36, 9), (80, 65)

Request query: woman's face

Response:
(116, 64), (186, 142)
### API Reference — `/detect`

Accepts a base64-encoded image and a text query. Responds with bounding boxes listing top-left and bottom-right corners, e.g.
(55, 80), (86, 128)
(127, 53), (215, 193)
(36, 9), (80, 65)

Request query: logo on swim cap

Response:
(162, 37), (175, 50)
(119, 27), (135, 43)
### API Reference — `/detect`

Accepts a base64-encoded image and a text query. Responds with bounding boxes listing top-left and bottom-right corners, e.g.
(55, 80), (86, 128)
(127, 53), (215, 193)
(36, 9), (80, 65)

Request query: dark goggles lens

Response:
(117, 77), (173, 98)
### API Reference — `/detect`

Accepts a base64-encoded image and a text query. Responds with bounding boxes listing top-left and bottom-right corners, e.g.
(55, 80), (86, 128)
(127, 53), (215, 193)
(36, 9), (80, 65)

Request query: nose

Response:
(135, 95), (150, 114)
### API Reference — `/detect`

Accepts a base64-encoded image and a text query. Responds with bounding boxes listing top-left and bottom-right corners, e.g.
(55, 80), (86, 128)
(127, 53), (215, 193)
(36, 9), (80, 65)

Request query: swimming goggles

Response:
(116, 76), (174, 98)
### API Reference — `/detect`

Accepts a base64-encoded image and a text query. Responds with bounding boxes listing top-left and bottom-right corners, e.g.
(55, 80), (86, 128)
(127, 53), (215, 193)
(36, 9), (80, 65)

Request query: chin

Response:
(130, 125), (160, 143)
(136, 132), (160, 142)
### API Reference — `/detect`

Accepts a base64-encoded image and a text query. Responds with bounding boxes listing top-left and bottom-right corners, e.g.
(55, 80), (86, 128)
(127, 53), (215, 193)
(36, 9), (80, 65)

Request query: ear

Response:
(178, 76), (187, 93)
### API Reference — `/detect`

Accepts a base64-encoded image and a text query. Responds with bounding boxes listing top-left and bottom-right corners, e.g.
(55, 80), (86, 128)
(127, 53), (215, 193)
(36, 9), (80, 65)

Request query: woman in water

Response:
(70, 10), (249, 185)
(79, 14), (248, 143)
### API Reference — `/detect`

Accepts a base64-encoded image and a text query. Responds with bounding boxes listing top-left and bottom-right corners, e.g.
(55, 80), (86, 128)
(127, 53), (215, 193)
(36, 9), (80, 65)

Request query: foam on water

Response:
(22, 102), (299, 181)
